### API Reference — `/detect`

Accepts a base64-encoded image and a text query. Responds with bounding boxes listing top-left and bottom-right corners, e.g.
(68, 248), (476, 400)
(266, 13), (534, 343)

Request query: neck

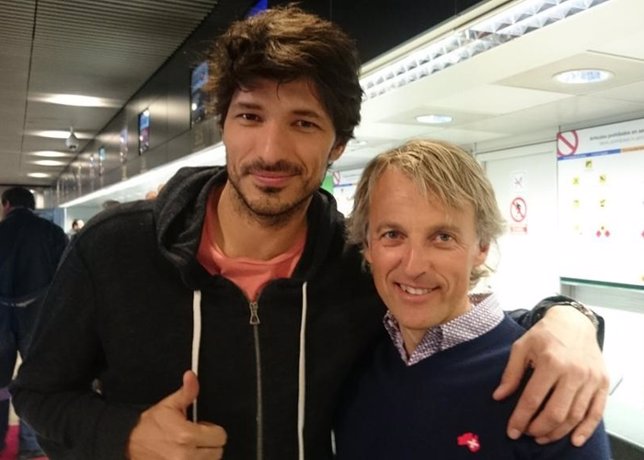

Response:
(214, 182), (309, 260)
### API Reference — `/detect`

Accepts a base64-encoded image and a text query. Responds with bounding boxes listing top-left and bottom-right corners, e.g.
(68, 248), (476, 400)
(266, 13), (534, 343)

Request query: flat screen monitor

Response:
(138, 109), (150, 154)
(190, 61), (209, 126)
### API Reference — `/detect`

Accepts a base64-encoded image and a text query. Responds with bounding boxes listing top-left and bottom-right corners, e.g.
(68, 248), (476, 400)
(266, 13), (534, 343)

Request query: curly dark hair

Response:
(207, 5), (363, 146)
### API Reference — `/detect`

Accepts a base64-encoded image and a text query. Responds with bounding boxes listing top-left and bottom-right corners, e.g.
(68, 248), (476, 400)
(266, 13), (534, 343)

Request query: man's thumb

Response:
(164, 370), (200, 412)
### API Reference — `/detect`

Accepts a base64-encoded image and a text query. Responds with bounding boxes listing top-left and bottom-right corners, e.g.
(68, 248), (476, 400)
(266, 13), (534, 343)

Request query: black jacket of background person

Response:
(0, 207), (67, 308)
(10, 167), (596, 460)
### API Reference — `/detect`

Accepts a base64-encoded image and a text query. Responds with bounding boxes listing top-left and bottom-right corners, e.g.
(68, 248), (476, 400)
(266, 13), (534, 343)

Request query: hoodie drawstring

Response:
(191, 285), (309, 459)
(298, 282), (308, 460)
(191, 290), (202, 423)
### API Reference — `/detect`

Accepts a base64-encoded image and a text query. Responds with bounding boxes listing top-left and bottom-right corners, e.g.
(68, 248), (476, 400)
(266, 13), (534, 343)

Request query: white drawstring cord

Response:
(297, 282), (308, 460)
(191, 290), (202, 422)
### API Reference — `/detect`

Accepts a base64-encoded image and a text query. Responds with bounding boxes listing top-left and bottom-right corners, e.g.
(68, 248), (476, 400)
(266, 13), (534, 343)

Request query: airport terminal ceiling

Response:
(0, 0), (486, 192)
(2, 0), (644, 201)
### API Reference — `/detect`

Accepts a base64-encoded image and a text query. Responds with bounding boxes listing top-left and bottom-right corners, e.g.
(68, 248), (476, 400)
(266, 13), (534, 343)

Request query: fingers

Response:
(531, 375), (609, 446)
(528, 368), (586, 442)
(194, 422), (228, 448)
(570, 386), (608, 447)
(127, 371), (228, 460)
(493, 338), (528, 402)
(163, 370), (200, 414)
(193, 447), (225, 460)
(505, 361), (558, 440)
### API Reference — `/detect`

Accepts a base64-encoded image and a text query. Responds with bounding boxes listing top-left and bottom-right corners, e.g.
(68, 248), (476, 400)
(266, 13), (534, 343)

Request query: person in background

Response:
(67, 219), (84, 241)
(0, 187), (68, 460)
(12, 6), (607, 460)
(335, 139), (610, 459)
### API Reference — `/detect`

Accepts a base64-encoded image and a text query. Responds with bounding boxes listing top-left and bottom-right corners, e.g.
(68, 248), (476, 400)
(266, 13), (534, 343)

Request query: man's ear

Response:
(475, 242), (490, 267)
(329, 142), (346, 163)
(363, 238), (373, 265)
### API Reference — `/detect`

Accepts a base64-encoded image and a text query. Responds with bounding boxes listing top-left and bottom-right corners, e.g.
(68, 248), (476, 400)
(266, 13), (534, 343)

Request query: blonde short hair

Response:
(347, 139), (505, 287)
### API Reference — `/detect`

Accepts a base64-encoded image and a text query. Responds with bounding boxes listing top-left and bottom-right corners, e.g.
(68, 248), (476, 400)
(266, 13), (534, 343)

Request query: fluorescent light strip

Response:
(360, 0), (609, 100)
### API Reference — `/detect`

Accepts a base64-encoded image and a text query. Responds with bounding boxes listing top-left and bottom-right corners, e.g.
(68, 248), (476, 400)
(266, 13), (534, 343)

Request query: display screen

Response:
(245, 0), (267, 18)
(138, 109), (150, 154)
(190, 61), (209, 126)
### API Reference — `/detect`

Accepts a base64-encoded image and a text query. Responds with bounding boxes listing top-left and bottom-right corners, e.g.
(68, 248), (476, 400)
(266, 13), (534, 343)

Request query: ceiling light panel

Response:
(360, 0), (609, 100)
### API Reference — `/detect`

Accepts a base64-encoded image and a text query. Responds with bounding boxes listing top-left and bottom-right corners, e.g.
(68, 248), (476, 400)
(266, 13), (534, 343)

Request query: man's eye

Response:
(240, 113), (260, 121)
(436, 233), (453, 242)
(382, 230), (400, 240)
(295, 120), (318, 129)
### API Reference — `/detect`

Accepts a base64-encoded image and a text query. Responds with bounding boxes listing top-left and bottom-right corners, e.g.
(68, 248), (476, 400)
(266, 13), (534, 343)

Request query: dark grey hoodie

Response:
(11, 166), (385, 459)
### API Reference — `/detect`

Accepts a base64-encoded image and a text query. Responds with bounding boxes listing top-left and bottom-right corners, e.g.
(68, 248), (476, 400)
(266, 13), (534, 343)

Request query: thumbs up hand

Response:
(127, 371), (227, 460)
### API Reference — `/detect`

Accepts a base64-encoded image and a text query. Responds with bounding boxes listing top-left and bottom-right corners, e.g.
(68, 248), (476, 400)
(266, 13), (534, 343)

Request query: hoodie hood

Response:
(154, 165), (346, 288)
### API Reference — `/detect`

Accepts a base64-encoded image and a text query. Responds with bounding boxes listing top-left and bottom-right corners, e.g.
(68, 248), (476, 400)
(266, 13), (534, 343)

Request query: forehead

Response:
(369, 168), (473, 225)
(233, 78), (324, 108)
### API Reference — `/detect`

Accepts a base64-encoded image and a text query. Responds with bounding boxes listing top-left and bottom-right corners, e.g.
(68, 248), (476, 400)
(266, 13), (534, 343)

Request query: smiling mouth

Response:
(397, 283), (434, 296)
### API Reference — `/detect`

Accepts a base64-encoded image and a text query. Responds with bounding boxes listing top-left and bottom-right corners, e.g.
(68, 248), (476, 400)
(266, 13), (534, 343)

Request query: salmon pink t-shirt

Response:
(197, 189), (305, 301)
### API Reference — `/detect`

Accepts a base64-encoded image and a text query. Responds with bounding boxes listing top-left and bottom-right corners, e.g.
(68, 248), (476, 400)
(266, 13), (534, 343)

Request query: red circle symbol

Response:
(557, 130), (579, 157)
(510, 197), (527, 222)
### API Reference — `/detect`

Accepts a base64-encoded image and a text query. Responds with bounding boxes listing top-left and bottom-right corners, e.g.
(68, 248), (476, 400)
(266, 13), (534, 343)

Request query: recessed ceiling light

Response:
(32, 159), (67, 166)
(27, 172), (52, 178)
(553, 69), (613, 84)
(31, 93), (120, 108)
(416, 114), (453, 124)
(31, 150), (72, 158)
(347, 139), (368, 148)
(29, 130), (89, 139)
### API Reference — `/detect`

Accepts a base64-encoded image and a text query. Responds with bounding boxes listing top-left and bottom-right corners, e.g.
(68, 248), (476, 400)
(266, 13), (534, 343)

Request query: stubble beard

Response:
(228, 175), (316, 228)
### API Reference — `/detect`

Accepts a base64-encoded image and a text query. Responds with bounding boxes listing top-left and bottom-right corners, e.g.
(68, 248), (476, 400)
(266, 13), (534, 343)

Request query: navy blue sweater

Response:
(335, 316), (611, 459)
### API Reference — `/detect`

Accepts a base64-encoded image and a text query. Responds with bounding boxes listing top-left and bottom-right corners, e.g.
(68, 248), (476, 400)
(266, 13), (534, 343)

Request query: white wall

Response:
(480, 144), (561, 309)
(481, 142), (644, 448)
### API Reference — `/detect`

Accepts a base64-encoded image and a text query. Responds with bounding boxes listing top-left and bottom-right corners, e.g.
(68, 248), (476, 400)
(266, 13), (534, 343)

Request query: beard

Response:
(227, 159), (320, 227)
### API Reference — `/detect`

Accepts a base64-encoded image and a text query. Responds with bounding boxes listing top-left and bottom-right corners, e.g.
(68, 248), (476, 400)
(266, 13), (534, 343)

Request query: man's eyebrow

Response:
(372, 221), (402, 234)
(229, 101), (262, 110)
(292, 109), (324, 119)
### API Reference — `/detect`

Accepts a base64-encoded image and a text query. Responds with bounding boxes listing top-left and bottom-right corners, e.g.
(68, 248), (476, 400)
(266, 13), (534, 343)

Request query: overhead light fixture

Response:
(30, 150), (72, 158)
(347, 139), (368, 149)
(31, 93), (121, 108)
(416, 114), (453, 124)
(65, 127), (80, 151)
(32, 159), (67, 166)
(360, 0), (609, 100)
(553, 69), (613, 84)
(27, 172), (51, 178)
(30, 129), (88, 139)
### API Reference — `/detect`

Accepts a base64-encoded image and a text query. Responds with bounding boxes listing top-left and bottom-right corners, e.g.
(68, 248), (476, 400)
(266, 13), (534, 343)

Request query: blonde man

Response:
(335, 140), (610, 458)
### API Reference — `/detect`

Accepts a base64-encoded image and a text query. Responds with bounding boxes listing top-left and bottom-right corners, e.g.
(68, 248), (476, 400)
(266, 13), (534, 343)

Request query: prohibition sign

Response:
(557, 130), (579, 157)
(510, 197), (527, 222)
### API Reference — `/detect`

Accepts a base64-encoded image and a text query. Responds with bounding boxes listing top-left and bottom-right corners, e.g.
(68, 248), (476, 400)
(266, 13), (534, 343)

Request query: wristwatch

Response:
(533, 295), (600, 331)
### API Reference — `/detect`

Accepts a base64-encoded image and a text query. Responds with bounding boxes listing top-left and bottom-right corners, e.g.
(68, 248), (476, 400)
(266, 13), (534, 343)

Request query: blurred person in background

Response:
(0, 187), (67, 460)
(67, 219), (84, 241)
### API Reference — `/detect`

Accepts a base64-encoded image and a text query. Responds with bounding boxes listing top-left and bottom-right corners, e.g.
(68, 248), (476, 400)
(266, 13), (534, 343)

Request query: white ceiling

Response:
(337, 0), (644, 170)
(2, 0), (643, 207)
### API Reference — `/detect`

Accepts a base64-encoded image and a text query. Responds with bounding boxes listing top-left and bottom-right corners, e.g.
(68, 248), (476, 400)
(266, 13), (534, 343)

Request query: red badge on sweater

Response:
(457, 432), (481, 452)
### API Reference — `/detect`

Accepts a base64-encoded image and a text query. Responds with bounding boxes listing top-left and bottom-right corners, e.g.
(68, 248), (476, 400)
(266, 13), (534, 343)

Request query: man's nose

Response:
(259, 121), (288, 163)
(401, 243), (428, 278)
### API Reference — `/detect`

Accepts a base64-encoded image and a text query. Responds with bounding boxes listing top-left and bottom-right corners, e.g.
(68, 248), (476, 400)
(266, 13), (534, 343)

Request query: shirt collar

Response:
(384, 293), (504, 366)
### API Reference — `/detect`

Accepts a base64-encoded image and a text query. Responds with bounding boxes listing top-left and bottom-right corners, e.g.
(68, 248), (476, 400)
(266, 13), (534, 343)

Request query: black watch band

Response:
(533, 295), (600, 330)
